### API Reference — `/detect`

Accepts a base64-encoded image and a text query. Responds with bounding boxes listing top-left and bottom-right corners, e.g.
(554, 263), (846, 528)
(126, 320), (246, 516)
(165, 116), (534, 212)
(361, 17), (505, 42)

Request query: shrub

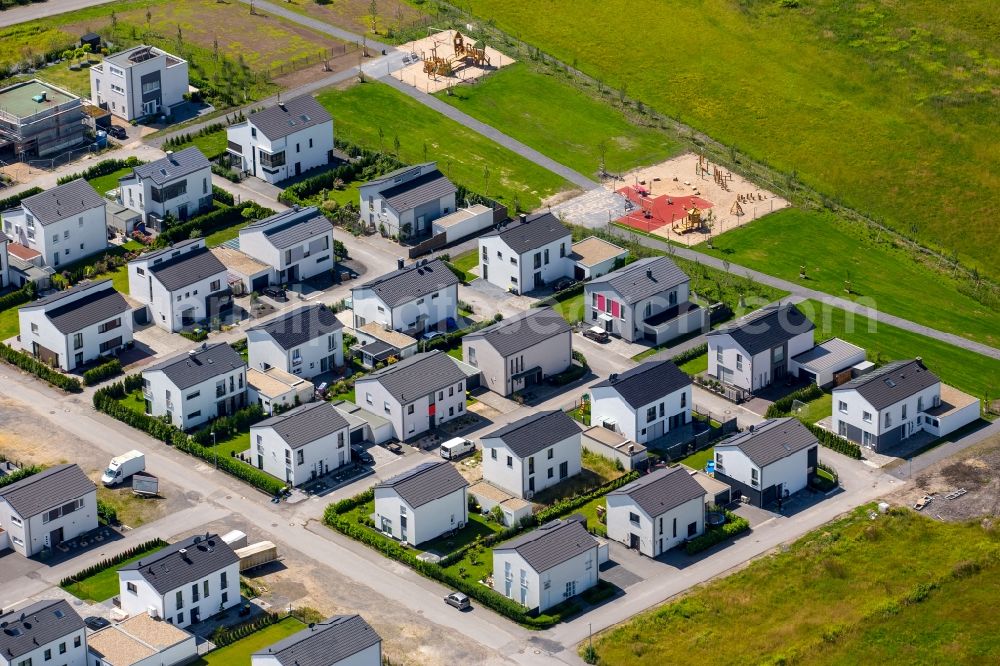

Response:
(59, 538), (167, 587)
(0, 186), (43, 212)
(685, 511), (750, 554)
(0, 465), (43, 489)
(190, 404), (265, 445)
(0, 281), (37, 311)
(803, 422), (862, 459)
(57, 157), (141, 185)
(0, 343), (82, 392)
(533, 471), (640, 526)
(212, 612), (280, 647)
(671, 343), (707, 367)
(212, 185), (235, 206)
(96, 499), (118, 525)
(765, 383), (824, 418)
(83, 358), (123, 386)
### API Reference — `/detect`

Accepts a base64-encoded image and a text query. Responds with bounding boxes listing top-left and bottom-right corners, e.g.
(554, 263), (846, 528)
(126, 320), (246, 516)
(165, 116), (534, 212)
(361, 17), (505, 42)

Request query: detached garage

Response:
(791, 337), (866, 388)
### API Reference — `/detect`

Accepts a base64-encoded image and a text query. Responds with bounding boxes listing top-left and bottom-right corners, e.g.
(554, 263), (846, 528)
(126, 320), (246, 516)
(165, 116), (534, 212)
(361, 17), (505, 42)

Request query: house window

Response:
(773, 346), (784, 363)
(687, 522), (697, 537)
(863, 431), (875, 447)
(98, 317), (121, 333)
(681, 392), (687, 408)
(547, 468), (553, 478)
(646, 406), (656, 422)
(449, 386), (454, 397)
(449, 406), (454, 416)
(176, 590), (184, 609)
(59, 643), (66, 654)
(309, 138), (313, 148)
(192, 583), (200, 602)
(560, 243), (566, 258)
(188, 410), (202, 419)
(902, 404), (907, 419)
(658, 517), (663, 535)
(127, 582), (138, 594)
(73, 332), (83, 349)
(673, 517), (677, 538)
(547, 448), (554, 459)
(407, 404), (414, 415)
(30, 323), (38, 333)
(736, 354), (743, 371)
(917, 396), (924, 411)
(384, 401), (391, 414)
(716, 349), (723, 366)
(491, 449), (497, 460)
(297, 450), (304, 465)
(221, 571), (228, 589)
(528, 457), (535, 474)
(204, 580), (210, 597)
(838, 401), (847, 414)
(629, 512), (640, 524)
(210, 279), (221, 292)
(884, 412), (892, 428)
(533, 252), (541, 269)
(659, 403), (665, 418)
(544, 249), (549, 265)
(750, 468), (759, 487)
(176, 612), (184, 625)
(506, 455), (513, 468)
(366, 392), (373, 405)
(863, 411), (872, 423)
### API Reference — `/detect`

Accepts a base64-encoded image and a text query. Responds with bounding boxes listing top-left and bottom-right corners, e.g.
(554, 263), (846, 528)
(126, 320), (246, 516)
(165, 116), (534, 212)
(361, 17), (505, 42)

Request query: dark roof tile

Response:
(353, 258), (458, 309)
(0, 464), (95, 518)
(119, 533), (238, 595)
(255, 402), (349, 449)
(495, 517), (597, 573)
(716, 418), (817, 468)
(707, 303), (814, 356)
(247, 95), (331, 142)
(608, 466), (705, 518)
(462, 307), (570, 358)
(21, 179), (104, 225)
(587, 257), (689, 304)
(481, 212), (570, 255)
(483, 410), (581, 458)
(248, 304), (342, 351)
(591, 360), (691, 409)
(375, 460), (467, 508)
(143, 343), (245, 390)
(833, 359), (939, 410)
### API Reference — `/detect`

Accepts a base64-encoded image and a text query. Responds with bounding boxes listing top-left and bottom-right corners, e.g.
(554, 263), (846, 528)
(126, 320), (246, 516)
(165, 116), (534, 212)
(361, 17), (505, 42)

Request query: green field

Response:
(588, 506), (1000, 664)
(437, 62), (681, 178)
(171, 128), (229, 160)
(315, 81), (574, 210)
(464, 0), (1000, 277)
(62, 542), (166, 602)
(800, 299), (999, 400)
(677, 352), (708, 376)
(696, 209), (1000, 348)
(194, 618), (305, 666)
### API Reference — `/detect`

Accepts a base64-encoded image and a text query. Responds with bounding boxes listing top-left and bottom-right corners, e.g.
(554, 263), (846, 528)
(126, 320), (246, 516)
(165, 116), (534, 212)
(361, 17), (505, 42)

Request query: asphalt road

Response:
(0, 0), (117, 27)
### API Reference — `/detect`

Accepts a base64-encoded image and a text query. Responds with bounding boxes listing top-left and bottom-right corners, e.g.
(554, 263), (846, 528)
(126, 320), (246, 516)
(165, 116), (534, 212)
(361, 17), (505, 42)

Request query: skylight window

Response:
(884, 379), (896, 388)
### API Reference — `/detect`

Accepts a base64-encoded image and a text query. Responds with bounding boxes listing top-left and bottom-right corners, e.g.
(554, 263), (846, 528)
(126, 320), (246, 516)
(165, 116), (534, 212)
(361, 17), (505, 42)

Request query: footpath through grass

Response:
(696, 209), (1000, 349)
(316, 81), (574, 211)
(799, 299), (1000, 401)
(62, 542), (166, 602)
(193, 617), (304, 665)
(588, 506), (1000, 664)
(464, 0), (1000, 277)
(437, 62), (682, 178)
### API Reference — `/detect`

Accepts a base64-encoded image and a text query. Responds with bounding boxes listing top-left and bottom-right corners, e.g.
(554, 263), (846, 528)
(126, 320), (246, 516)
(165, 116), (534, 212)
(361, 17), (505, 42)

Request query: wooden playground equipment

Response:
(422, 31), (490, 78)
(673, 205), (703, 234)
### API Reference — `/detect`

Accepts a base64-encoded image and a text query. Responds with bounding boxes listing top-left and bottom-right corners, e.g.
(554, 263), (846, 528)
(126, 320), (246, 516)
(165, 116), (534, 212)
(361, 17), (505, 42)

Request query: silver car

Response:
(444, 592), (471, 610)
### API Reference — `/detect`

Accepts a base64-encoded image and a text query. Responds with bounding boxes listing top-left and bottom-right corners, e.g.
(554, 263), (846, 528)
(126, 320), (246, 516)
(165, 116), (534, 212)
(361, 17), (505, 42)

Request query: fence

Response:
(265, 43), (360, 79)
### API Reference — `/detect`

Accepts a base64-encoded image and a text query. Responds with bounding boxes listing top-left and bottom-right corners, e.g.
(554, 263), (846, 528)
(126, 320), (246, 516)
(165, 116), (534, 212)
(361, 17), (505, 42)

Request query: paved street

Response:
(0, 0), (117, 27)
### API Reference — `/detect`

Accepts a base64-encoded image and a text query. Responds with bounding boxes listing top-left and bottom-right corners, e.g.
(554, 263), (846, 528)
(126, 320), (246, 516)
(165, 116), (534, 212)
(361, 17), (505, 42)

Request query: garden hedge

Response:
(59, 538), (167, 588)
(212, 184), (235, 206)
(0, 343), (82, 392)
(765, 383), (824, 418)
(685, 510), (750, 554)
(0, 465), (43, 489)
(0, 281), (37, 311)
(533, 470), (639, 526)
(83, 358), (123, 386)
(804, 422), (863, 459)
(57, 156), (141, 185)
(0, 187), (43, 213)
(671, 343), (708, 367)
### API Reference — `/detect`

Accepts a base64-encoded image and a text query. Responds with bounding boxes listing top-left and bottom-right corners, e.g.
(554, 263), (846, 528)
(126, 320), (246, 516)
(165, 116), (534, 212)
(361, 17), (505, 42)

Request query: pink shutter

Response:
(611, 300), (620, 318)
(596, 294), (605, 311)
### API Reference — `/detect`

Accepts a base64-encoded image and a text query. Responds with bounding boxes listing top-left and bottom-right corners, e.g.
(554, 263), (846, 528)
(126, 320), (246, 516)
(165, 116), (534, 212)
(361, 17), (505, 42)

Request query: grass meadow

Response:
(587, 506), (1000, 664)
(463, 0), (1000, 278)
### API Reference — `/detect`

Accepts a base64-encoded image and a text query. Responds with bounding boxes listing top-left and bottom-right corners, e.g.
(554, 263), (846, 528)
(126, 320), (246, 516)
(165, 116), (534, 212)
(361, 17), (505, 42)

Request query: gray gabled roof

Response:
(716, 418), (817, 468)
(23, 280), (130, 335)
(132, 147), (210, 186)
(20, 178), (104, 225)
(587, 257), (690, 304)
(375, 460), (467, 508)
(0, 599), (84, 659)
(359, 351), (466, 404)
(0, 464), (95, 518)
(118, 533), (238, 596)
(379, 169), (456, 213)
(148, 245), (227, 292)
(143, 343), (245, 390)
(255, 402), (349, 449)
(353, 258), (458, 309)
(362, 162), (433, 188)
(247, 95), (332, 142)
(591, 360), (691, 409)
(481, 212), (571, 255)
(462, 307), (571, 358)
(833, 359), (939, 410)
(253, 615), (380, 666)
(242, 206), (333, 250)
(247, 304), (342, 351)
(495, 517), (597, 574)
(707, 303), (814, 356)
(608, 466), (706, 518)
(482, 410), (581, 459)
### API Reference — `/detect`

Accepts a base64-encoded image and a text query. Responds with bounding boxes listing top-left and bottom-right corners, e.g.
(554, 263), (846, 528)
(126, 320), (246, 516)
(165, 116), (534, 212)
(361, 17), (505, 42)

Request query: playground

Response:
(392, 31), (513, 93)
(611, 153), (789, 244)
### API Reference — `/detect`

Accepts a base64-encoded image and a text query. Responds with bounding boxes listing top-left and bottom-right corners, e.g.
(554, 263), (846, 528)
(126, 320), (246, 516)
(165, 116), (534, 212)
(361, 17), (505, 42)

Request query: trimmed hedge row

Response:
(212, 612), (280, 647)
(59, 538), (167, 587)
(765, 383), (824, 418)
(671, 342), (708, 367)
(280, 145), (405, 204)
(423, 313), (504, 353)
(83, 358), (123, 386)
(0, 281), (37, 311)
(190, 404), (265, 446)
(0, 186), (43, 212)
(212, 185), (235, 206)
(0, 465), (43, 489)
(57, 157), (141, 185)
(0, 343), (82, 392)
(805, 422), (863, 459)
(534, 471), (640, 526)
(685, 510), (750, 554)
(531, 280), (586, 309)
(549, 350), (589, 387)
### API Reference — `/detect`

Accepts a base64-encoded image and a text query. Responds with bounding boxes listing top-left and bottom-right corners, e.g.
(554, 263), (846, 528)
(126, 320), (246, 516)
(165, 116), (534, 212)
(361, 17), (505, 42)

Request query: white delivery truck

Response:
(440, 437), (475, 460)
(101, 450), (146, 486)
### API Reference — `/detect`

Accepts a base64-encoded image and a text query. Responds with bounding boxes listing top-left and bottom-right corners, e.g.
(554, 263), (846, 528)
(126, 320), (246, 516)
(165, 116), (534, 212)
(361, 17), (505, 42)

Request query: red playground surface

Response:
(616, 185), (713, 232)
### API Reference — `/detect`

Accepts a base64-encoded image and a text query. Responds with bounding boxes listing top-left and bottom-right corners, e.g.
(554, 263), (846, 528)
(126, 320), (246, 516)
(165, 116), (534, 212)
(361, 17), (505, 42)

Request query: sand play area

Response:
(611, 152), (789, 244)
(392, 30), (514, 94)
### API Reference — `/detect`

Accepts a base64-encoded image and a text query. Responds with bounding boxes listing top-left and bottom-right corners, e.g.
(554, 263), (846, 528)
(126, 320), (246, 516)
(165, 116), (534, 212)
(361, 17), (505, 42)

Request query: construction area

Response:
(611, 152), (789, 244)
(392, 30), (513, 94)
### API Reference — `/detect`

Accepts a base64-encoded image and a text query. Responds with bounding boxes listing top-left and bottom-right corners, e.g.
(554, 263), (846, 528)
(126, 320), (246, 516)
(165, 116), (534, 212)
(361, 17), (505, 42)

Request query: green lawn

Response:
(421, 512), (503, 557)
(0, 307), (19, 341)
(465, 0), (1000, 278)
(62, 542), (166, 602)
(87, 166), (134, 197)
(193, 618), (305, 666)
(676, 447), (714, 472)
(172, 129), (229, 160)
(800, 299), (1000, 401)
(205, 222), (247, 248)
(552, 292), (584, 324)
(695, 209), (1000, 348)
(121, 391), (147, 414)
(677, 352), (707, 376)
(449, 249), (479, 283)
(588, 506), (1000, 664)
(315, 81), (574, 211)
(792, 392), (833, 426)
(446, 347), (463, 360)
(437, 62), (681, 178)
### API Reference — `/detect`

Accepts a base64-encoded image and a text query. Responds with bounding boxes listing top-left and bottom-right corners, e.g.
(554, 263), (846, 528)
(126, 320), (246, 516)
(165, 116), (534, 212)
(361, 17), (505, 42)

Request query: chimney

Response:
(646, 268), (653, 279)
(749, 424), (755, 432)
(165, 150), (173, 156)
(397, 258), (405, 270)
(519, 213), (528, 224)
(609, 373), (618, 381)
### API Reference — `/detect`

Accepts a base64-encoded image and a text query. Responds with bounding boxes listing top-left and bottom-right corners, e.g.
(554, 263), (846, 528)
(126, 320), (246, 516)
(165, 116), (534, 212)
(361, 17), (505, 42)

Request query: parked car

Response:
(351, 444), (374, 465)
(315, 382), (329, 399)
(421, 330), (444, 342)
(553, 277), (575, 291)
(584, 326), (610, 343)
(107, 125), (127, 140)
(264, 287), (287, 301)
(84, 616), (110, 631)
(444, 592), (471, 610)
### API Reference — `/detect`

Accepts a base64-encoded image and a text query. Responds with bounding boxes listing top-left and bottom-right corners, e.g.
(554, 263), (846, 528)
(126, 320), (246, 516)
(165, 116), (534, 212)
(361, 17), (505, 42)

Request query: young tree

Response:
(368, 0), (378, 34)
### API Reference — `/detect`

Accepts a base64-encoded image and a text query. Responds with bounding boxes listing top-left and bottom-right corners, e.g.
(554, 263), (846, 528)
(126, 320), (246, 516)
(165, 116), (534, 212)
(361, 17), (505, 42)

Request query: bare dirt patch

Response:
(392, 31), (515, 94)
(286, 0), (426, 39)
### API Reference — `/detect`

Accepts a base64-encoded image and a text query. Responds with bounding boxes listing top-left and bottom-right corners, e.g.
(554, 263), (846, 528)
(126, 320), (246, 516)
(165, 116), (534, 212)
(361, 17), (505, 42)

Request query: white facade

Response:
(238, 207), (335, 285)
(478, 230), (573, 294)
(481, 431), (581, 500)
(606, 491), (703, 558)
(350, 266), (458, 335)
(0, 612), (87, 666)
(90, 45), (188, 121)
(832, 383), (942, 451)
(358, 162), (456, 238)
(247, 328), (343, 379)
(251, 417), (349, 487)
(714, 443), (813, 503)
(252, 644), (381, 666)
(374, 484), (467, 546)
(355, 370), (465, 441)
(708, 329), (814, 392)
(118, 562), (240, 629)
(119, 151), (213, 226)
(0, 485), (97, 558)
(590, 385), (691, 445)
(0, 234), (8, 289)
(1, 185), (108, 269)
(226, 106), (334, 184)
(141, 351), (247, 430)
(492, 539), (597, 613)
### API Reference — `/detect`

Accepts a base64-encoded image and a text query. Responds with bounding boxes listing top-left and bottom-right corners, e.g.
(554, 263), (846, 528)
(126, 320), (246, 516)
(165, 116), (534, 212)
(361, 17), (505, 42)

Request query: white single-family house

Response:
(90, 44), (188, 121)
(713, 418), (819, 507)
(0, 179), (108, 269)
(247, 304), (343, 379)
(252, 615), (382, 666)
(350, 258), (458, 336)
(584, 256), (705, 345)
(353, 351), (467, 441)
(18, 279), (132, 372)
(0, 464), (97, 557)
(374, 460), (468, 546)
(590, 360), (692, 444)
(358, 162), (456, 239)
(480, 410), (582, 499)
(226, 95), (334, 184)
(605, 466), (706, 557)
(238, 206), (335, 286)
(117, 534), (240, 628)
(706, 303), (815, 394)
(0, 599), (87, 666)
(88, 612), (197, 666)
(128, 238), (232, 332)
(492, 517), (599, 613)
(119, 147), (213, 228)
(251, 401), (351, 486)
(462, 307), (572, 397)
(140, 343), (247, 430)
(478, 213), (573, 294)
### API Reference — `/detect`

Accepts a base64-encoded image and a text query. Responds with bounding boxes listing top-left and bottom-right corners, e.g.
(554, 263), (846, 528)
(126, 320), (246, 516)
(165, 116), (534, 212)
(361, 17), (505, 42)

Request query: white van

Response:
(440, 437), (475, 460)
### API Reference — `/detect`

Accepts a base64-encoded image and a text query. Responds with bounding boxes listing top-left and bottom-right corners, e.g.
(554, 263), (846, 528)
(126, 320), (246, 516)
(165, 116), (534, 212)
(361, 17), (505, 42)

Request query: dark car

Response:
(553, 277), (575, 292)
(263, 287), (287, 301)
(84, 616), (111, 631)
(107, 125), (127, 140)
(351, 444), (374, 465)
